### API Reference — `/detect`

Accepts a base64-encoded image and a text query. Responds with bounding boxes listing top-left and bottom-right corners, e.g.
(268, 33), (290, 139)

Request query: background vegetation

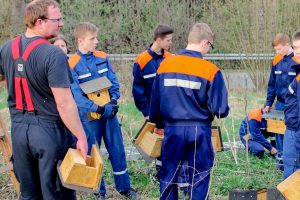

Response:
(1, 0), (300, 89)
(0, 0), (293, 199)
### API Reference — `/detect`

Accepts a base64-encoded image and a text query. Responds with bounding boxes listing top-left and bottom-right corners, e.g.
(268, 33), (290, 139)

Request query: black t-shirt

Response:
(0, 34), (73, 119)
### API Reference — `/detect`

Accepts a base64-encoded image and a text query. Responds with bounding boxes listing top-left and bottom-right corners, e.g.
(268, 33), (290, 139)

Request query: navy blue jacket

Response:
(266, 53), (298, 106)
(132, 47), (172, 117)
(149, 49), (229, 127)
(284, 64), (300, 131)
(68, 50), (120, 119)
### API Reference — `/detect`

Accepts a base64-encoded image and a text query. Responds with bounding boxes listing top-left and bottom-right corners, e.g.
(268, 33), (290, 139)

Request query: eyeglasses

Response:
(208, 41), (214, 49)
(42, 17), (63, 23)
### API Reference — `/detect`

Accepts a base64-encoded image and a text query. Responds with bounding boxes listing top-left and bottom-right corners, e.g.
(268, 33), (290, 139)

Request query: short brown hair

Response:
(49, 34), (68, 47)
(74, 22), (98, 44)
(24, 0), (59, 28)
(293, 29), (300, 42)
(188, 22), (214, 44)
(272, 33), (290, 47)
(153, 25), (173, 41)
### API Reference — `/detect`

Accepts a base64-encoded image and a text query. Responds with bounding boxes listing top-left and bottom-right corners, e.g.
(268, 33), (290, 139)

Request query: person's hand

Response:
(264, 106), (270, 113)
(270, 147), (277, 155)
(76, 137), (88, 160)
(154, 128), (164, 136)
(97, 103), (119, 119)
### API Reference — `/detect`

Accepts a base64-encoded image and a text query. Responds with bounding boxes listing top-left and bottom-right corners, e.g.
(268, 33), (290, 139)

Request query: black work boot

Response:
(120, 188), (137, 200)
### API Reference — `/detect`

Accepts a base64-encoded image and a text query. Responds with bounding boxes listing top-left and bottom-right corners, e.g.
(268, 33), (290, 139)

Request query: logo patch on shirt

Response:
(17, 64), (23, 72)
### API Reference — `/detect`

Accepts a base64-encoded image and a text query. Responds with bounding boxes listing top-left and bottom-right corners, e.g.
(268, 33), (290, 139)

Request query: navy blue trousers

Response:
(11, 113), (75, 200)
(82, 115), (131, 196)
(283, 129), (300, 179)
(160, 124), (214, 200)
(275, 101), (284, 169)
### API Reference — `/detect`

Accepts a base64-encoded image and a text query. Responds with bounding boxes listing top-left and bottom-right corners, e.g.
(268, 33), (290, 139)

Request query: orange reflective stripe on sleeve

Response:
(157, 55), (219, 82)
(247, 108), (262, 122)
(68, 53), (81, 69)
(272, 54), (284, 66)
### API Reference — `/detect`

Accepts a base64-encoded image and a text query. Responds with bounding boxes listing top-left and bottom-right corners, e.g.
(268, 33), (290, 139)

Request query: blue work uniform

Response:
(68, 50), (131, 196)
(132, 47), (172, 117)
(266, 53), (298, 169)
(283, 63), (300, 179)
(239, 108), (275, 157)
(149, 49), (229, 200)
(132, 47), (172, 181)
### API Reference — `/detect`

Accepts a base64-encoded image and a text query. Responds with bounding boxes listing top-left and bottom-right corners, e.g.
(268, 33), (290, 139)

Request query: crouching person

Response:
(68, 22), (137, 199)
(239, 107), (277, 158)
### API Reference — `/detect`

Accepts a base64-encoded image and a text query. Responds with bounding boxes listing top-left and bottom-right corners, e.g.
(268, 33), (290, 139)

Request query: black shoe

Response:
(120, 188), (137, 200)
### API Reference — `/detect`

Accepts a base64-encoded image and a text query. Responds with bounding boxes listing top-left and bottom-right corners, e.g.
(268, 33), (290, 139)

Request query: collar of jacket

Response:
(147, 44), (165, 59)
(178, 49), (203, 59)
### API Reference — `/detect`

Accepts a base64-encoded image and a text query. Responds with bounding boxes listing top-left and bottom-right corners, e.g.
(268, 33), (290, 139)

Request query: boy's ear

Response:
(77, 38), (82, 45)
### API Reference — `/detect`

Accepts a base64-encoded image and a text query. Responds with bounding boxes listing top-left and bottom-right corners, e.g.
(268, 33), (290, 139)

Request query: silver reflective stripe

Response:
(78, 73), (91, 79)
(274, 71), (282, 74)
(143, 73), (156, 79)
(289, 85), (294, 94)
(164, 79), (201, 90)
(178, 183), (189, 187)
(288, 72), (296, 76)
(113, 168), (128, 175)
(155, 159), (162, 166)
(98, 68), (108, 74)
(276, 156), (283, 161)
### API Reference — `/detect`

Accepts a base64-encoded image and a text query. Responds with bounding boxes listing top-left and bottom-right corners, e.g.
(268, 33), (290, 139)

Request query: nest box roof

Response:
(79, 76), (112, 94)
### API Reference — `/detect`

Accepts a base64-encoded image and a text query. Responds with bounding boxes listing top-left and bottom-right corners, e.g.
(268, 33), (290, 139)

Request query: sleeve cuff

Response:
(91, 104), (99, 112)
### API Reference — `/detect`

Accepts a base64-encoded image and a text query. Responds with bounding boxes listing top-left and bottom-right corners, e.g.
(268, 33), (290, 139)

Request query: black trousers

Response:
(11, 113), (76, 200)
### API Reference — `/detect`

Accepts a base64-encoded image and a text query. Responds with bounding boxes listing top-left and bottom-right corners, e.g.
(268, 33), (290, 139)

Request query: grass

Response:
(0, 89), (284, 199)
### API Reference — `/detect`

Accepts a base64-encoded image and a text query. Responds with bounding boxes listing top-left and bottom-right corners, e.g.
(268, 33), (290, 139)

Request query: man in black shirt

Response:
(0, 0), (88, 199)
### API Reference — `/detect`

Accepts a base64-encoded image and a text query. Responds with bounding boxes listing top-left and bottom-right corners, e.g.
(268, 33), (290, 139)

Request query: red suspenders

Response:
(11, 35), (49, 112)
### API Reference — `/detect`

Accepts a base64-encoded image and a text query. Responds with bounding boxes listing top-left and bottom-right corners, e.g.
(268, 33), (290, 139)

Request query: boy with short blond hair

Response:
(68, 22), (136, 199)
(149, 22), (229, 200)
(265, 33), (298, 171)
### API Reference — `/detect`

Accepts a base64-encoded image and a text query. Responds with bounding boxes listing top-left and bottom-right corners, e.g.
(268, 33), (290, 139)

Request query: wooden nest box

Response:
(277, 169), (300, 200)
(262, 110), (286, 134)
(80, 77), (112, 120)
(59, 145), (103, 192)
(211, 126), (223, 152)
(134, 121), (163, 158)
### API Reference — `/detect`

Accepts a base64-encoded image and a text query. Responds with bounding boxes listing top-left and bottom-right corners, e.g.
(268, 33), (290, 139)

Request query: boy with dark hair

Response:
(132, 24), (173, 180)
(265, 33), (298, 171)
(133, 24), (173, 119)
(68, 22), (136, 199)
